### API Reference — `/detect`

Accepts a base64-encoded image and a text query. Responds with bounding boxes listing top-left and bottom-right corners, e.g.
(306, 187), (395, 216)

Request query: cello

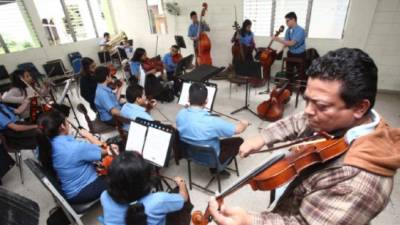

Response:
(231, 6), (245, 62)
(197, 3), (212, 65)
(256, 79), (291, 121)
(191, 133), (349, 225)
(259, 25), (285, 80)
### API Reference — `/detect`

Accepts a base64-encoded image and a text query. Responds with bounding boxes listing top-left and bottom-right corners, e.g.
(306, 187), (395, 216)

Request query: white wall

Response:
(111, 0), (400, 91)
(0, 0), (103, 74)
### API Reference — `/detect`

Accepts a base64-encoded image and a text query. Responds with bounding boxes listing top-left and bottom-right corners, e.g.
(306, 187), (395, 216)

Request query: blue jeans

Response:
(68, 177), (106, 204)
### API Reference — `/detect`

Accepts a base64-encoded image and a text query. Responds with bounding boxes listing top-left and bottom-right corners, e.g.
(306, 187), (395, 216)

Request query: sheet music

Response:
(142, 126), (172, 167)
(178, 82), (216, 109)
(125, 122), (147, 153)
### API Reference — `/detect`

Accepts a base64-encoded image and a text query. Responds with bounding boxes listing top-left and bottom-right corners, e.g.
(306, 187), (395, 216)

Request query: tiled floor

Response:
(2, 73), (399, 225)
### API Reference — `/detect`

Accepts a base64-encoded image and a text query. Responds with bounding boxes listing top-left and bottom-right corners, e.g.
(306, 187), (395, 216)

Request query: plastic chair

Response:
(76, 103), (115, 136)
(25, 158), (99, 225)
(0, 65), (11, 93)
(180, 141), (239, 194)
(0, 134), (26, 184)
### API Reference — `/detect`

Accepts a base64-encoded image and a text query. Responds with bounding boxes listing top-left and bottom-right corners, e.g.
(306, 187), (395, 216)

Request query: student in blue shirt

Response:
(129, 48), (157, 86)
(94, 66), (124, 126)
(272, 12), (306, 81)
(101, 151), (189, 225)
(162, 45), (181, 81)
(188, 11), (210, 58)
(36, 110), (118, 204)
(176, 83), (249, 176)
(231, 19), (256, 63)
(120, 84), (156, 131)
(0, 102), (37, 149)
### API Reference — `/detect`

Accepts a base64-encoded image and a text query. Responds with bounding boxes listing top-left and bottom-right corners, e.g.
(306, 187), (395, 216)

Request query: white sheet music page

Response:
(125, 121), (147, 153)
(205, 85), (216, 109)
(142, 127), (172, 167)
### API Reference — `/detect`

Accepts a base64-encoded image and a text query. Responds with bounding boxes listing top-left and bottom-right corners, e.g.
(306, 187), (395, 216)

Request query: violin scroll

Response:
(191, 210), (209, 225)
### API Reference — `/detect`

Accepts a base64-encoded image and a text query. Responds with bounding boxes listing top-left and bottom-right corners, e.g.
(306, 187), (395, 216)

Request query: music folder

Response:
(125, 118), (174, 167)
(178, 81), (217, 111)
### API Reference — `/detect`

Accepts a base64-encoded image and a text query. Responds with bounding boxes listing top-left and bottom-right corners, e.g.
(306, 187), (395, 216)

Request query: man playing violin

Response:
(163, 45), (181, 81)
(208, 48), (400, 225)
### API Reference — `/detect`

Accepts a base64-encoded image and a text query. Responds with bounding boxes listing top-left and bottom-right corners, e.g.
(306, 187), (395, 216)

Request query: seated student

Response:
(120, 84), (156, 131)
(79, 57), (98, 112)
(101, 151), (189, 225)
(129, 48), (157, 86)
(120, 37), (134, 59)
(37, 111), (118, 204)
(176, 82), (249, 175)
(162, 45), (181, 81)
(94, 66), (123, 126)
(1, 69), (49, 119)
(0, 102), (37, 149)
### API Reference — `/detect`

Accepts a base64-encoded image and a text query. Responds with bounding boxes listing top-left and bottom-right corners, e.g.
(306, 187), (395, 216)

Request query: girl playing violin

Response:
(101, 151), (189, 225)
(37, 110), (118, 204)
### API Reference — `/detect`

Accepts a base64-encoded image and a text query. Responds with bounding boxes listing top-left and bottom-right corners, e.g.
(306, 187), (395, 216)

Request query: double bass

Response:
(256, 80), (291, 121)
(191, 134), (349, 225)
(259, 26), (285, 80)
(231, 6), (245, 62)
(197, 3), (212, 65)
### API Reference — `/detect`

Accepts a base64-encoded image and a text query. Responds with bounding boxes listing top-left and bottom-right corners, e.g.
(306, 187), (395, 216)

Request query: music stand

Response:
(174, 54), (194, 77)
(174, 35), (186, 49)
(231, 61), (263, 117)
(56, 79), (82, 127)
(179, 64), (225, 82)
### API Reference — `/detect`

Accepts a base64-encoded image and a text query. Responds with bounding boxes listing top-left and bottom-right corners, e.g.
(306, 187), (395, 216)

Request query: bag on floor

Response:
(47, 207), (71, 225)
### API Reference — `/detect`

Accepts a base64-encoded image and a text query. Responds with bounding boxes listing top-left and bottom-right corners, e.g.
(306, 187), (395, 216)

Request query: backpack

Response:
(145, 74), (175, 103)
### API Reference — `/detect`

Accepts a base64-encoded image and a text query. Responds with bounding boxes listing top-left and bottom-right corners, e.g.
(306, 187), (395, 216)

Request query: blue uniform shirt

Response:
(129, 61), (141, 77)
(284, 25), (306, 54)
(95, 84), (121, 122)
(0, 104), (17, 131)
(176, 107), (236, 155)
(120, 103), (153, 131)
(101, 191), (184, 225)
(162, 53), (176, 73)
(188, 22), (210, 38)
(51, 135), (101, 199)
(240, 32), (255, 47)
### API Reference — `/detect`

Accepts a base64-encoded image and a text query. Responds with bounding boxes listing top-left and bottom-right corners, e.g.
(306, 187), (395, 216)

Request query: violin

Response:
(191, 134), (349, 225)
(257, 80), (291, 121)
(197, 3), (212, 65)
(107, 77), (123, 90)
(172, 52), (183, 64)
(142, 56), (164, 74)
(96, 143), (117, 176)
(259, 26), (285, 80)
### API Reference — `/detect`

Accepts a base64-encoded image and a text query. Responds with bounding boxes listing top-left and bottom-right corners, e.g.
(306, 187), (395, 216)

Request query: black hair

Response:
(132, 48), (146, 62)
(190, 11), (197, 18)
(104, 32), (110, 38)
(106, 151), (151, 225)
(306, 48), (378, 114)
(94, 66), (110, 83)
(285, 12), (297, 21)
(80, 57), (95, 76)
(126, 84), (144, 103)
(171, 45), (180, 51)
(240, 19), (252, 35)
(10, 69), (28, 97)
(189, 82), (208, 106)
(36, 111), (66, 173)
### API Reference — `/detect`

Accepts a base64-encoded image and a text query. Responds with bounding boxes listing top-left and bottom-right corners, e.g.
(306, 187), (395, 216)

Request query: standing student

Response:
(188, 11), (210, 60)
(272, 12), (306, 81)
(231, 19), (256, 63)
(37, 111), (117, 204)
(176, 82), (249, 176)
(0, 102), (37, 149)
(120, 84), (156, 131)
(101, 151), (189, 225)
(79, 57), (97, 112)
(99, 32), (111, 51)
(94, 66), (123, 125)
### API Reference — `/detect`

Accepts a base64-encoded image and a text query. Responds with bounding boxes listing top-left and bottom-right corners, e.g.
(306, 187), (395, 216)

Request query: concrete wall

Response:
(0, 0), (103, 74)
(111, 0), (400, 91)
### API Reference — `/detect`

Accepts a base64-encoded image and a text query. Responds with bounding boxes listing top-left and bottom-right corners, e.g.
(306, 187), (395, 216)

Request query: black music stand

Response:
(179, 64), (225, 82)
(231, 61), (262, 117)
(174, 54), (194, 77)
(174, 35), (186, 49)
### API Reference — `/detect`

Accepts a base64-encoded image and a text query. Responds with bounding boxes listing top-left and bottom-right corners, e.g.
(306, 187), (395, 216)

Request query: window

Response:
(33, 0), (74, 45)
(64, 0), (96, 41)
(89, 0), (115, 36)
(308, 0), (349, 39)
(243, 0), (272, 36)
(146, 0), (168, 34)
(243, 0), (350, 39)
(0, 0), (40, 53)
